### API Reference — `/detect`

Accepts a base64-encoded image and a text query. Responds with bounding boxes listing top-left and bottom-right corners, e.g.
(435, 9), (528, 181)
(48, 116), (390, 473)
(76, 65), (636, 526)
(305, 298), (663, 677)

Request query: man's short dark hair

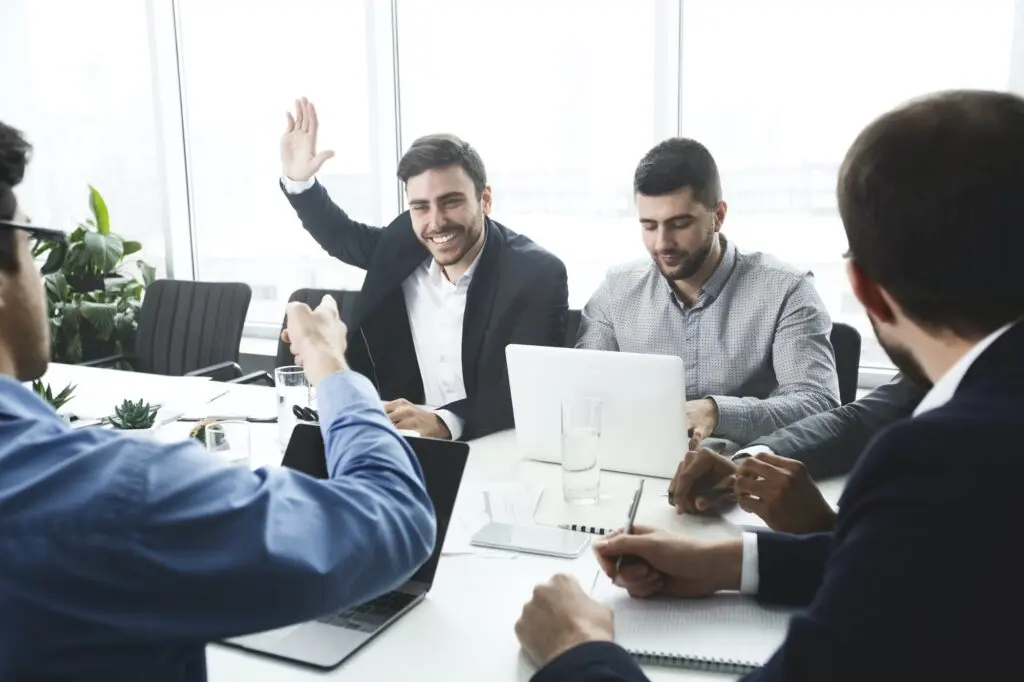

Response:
(397, 134), (487, 198)
(838, 89), (1024, 339)
(0, 122), (32, 273)
(633, 138), (722, 207)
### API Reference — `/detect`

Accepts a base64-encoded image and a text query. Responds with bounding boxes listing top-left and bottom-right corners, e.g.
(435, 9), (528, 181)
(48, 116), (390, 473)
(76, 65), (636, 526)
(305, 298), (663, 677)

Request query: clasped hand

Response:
(514, 526), (741, 667)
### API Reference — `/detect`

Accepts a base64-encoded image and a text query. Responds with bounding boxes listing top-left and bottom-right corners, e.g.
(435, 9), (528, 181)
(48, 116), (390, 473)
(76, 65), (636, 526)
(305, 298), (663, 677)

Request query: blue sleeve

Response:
(32, 370), (435, 640)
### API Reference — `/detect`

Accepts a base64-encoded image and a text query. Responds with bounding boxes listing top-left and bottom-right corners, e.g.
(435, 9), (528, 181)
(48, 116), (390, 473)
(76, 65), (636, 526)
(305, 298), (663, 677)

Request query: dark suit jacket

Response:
(752, 373), (927, 478)
(534, 321), (1024, 682)
(284, 181), (568, 440)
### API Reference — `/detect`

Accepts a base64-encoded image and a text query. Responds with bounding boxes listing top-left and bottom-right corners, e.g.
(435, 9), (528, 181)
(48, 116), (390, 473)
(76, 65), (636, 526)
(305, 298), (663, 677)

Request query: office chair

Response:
(233, 288), (359, 385)
(81, 279), (251, 381)
(830, 322), (862, 405)
(564, 308), (582, 348)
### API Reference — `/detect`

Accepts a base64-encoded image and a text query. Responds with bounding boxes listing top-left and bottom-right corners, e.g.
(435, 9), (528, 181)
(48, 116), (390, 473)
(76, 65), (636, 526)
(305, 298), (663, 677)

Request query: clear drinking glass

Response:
(275, 365), (312, 449)
(561, 397), (602, 504)
(205, 420), (252, 467)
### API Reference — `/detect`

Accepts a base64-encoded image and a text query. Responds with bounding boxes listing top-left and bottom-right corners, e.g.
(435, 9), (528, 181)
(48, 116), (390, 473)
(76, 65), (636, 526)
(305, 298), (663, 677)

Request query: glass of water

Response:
(205, 420), (252, 467)
(561, 397), (602, 504)
(275, 365), (312, 449)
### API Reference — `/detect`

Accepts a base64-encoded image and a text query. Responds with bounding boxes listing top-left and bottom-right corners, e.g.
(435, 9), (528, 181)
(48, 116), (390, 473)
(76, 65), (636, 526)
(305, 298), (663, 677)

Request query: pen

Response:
(613, 479), (645, 578)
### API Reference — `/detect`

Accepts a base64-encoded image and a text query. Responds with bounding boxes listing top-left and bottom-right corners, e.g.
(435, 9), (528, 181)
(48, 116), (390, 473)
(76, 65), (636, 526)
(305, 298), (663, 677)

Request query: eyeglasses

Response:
(0, 219), (68, 274)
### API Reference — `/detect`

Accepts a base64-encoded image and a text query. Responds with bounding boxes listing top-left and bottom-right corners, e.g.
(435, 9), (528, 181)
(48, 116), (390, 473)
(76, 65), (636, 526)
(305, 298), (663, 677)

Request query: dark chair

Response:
(830, 322), (862, 405)
(564, 309), (582, 348)
(234, 288), (360, 386)
(81, 279), (252, 381)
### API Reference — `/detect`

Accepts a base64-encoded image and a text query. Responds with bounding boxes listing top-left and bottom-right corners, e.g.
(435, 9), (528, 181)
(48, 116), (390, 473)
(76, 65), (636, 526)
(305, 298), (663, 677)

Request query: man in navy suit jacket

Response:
(279, 98), (568, 441)
(514, 89), (1024, 681)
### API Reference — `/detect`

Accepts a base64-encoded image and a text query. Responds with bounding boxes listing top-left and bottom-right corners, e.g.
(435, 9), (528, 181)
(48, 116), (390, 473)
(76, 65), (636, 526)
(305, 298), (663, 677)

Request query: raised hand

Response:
(280, 97), (336, 182)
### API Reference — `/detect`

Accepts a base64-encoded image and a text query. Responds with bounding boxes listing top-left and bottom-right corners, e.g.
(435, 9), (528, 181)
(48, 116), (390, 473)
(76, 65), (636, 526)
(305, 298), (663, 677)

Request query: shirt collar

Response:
(660, 235), (738, 303)
(425, 224), (487, 286)
(913, 321), (1017, 417)
(700, 235), (738, 301)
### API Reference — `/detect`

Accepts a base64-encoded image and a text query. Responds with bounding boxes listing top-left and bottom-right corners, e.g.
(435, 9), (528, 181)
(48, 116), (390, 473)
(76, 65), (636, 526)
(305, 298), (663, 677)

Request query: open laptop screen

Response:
(281, 423), (468, 585)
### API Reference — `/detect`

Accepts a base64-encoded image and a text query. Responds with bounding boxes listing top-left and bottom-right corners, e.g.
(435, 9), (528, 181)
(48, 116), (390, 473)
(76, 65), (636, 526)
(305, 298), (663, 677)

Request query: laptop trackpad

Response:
(229, 623), (304, 646)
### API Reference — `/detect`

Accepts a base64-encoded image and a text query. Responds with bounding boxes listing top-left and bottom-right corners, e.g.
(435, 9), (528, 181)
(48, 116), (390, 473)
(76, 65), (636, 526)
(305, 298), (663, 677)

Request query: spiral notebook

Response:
(591, 575), (796, 673)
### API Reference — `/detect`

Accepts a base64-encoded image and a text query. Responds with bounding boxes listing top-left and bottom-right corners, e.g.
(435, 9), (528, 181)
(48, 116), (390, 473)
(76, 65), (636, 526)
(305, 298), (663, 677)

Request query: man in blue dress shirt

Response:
(0, 121), (436, 680)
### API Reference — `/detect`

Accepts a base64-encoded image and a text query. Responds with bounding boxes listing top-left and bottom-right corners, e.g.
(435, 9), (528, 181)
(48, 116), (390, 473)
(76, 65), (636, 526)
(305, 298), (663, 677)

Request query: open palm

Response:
(280, 97), (335, 182)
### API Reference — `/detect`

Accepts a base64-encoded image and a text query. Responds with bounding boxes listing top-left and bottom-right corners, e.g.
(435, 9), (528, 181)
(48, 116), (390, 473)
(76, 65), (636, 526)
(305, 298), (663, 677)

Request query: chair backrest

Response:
(275, 288), (360, 368)
(565, 309), (582, 348)
(134, 279), (252, 376)
(830, 321), (862, 405)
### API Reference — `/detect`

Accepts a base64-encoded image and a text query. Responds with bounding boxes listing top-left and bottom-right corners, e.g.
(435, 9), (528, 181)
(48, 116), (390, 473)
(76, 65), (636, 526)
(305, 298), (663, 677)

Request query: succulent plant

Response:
(107, 399), (158, 430)
(31, 380), (77, 412)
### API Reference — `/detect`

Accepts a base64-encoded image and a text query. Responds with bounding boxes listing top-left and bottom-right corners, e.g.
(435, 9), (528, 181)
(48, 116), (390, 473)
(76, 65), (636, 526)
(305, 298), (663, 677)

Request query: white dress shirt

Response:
(736, 321), (1016, 595)
(282, 174), (476, 440)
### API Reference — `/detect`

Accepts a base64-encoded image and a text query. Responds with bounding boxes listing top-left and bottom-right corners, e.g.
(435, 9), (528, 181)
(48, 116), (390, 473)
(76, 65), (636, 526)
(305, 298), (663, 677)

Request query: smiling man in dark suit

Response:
(279, 98), (568, 441)
(514, 89), (1024, 681)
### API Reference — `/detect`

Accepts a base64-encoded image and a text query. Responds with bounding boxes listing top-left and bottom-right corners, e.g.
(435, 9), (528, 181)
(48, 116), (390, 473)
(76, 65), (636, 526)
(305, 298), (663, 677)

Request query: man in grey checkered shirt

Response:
(576, 138), (840, 445)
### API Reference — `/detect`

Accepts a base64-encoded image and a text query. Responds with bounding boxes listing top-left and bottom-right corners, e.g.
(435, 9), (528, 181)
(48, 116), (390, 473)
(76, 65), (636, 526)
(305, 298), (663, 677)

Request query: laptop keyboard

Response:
(316, 590), (418, 633)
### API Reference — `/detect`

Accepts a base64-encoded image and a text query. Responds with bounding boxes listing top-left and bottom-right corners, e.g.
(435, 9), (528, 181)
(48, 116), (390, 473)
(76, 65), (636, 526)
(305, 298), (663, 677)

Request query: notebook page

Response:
(592, 575), (794, 666)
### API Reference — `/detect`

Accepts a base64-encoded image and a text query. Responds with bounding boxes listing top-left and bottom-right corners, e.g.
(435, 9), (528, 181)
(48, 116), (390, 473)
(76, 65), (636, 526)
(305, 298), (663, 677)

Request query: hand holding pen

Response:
(612, 479), (646, 579)
(592, 522), (733, 599)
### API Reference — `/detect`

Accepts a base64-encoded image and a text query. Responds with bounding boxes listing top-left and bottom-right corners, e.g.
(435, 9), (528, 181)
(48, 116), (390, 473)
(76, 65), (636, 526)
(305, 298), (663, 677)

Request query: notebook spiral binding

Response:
(559, 523), (611, 535)
(630, 651), (757, 674)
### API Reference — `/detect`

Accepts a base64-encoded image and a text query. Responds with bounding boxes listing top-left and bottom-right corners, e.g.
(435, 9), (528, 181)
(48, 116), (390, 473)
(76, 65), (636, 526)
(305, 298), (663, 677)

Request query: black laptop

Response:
(221, 422), (469, 669)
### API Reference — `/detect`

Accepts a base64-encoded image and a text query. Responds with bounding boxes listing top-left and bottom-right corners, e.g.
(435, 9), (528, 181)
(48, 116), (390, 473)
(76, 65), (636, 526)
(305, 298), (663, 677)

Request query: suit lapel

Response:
(352, 211), (428, 331)
(462, 220), (503, 391)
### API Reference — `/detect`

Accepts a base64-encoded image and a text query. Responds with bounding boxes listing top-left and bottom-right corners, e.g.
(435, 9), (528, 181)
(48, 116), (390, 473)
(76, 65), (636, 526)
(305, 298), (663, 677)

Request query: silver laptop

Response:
(221, 423), (469, 669)
(506, 344), (687, 478)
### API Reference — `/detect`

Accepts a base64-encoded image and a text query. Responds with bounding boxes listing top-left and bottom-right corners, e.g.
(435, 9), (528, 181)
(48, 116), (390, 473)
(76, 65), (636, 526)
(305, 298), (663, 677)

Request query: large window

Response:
(0, 0), (167, 269)
(175, 0), (393, 327)
(397, 0), (678, 307)
(679, 0), (1016, 366)
(14, 0), (1021, 374)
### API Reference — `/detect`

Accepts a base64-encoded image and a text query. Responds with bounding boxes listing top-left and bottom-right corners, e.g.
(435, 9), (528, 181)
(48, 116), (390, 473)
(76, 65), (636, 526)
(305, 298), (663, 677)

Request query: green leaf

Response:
(44, 272), (70, 302)
(69, 226), (87, 243)
(78, 301), (118, 341)
(82, 231), (124, 273)
(138, 260), (157, 287)
(61, 304), (81, 333)
(89, 185), (110, 235)
(40, 240), (67, 275)
(122, 240), (142, 256)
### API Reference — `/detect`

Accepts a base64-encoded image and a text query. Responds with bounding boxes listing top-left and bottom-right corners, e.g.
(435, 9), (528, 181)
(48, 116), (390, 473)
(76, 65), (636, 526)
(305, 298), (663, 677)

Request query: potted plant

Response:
(106, 399), (159, 430)
(33, 186), (156, 364)
(31, 379), (76, 412)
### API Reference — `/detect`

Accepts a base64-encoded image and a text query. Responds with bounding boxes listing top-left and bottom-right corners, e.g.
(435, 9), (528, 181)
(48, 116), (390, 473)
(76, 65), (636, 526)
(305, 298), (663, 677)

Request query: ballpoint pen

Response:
(613, 479), (645, 578)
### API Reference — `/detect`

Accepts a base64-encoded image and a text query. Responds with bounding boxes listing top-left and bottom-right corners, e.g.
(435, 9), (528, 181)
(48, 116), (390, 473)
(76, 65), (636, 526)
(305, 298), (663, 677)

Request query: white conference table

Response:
(40, 364), (847, 682)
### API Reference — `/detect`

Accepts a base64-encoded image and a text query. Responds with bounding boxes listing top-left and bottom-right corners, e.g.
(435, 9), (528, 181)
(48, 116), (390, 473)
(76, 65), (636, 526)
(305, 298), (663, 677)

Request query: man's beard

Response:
(424, 213), (483, 267)
(655, 232), (715, 281)
(869, 317), (933, 391)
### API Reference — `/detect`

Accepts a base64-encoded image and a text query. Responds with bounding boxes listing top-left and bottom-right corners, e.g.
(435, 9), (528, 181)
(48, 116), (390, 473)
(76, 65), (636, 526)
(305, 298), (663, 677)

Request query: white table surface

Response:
(37, 365), (847, 682)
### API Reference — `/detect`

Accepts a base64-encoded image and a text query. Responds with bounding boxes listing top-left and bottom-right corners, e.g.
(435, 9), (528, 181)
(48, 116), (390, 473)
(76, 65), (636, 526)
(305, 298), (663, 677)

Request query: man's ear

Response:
(480, 185), (493, 216)
(712, 201), (728, 231)
(846, 259), (896, 324)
